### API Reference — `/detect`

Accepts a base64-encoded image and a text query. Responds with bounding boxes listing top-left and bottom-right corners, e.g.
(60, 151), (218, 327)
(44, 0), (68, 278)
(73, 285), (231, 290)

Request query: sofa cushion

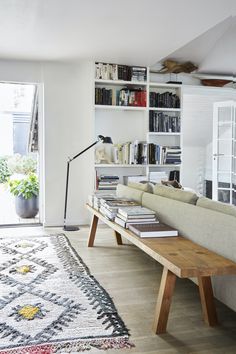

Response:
(197, 197), (236, 218)
(116, 184), (143, 204)
(128, 181), (153, 193)
(153, 184), (198, 205)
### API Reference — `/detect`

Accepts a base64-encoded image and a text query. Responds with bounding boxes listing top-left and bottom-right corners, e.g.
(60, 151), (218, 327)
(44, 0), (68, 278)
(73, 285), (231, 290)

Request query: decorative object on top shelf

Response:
(157, 60), (198, 74)
(63, 135), (112, 231)
(191, 73), (234, 87)
(201, 79), (232, 87)
(95, 62), (147, 82)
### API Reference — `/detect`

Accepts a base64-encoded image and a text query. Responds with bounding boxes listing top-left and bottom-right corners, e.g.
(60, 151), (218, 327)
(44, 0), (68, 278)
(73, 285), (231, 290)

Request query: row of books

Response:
(112, 142), (181, 165)
(95, 62), (147, 82)
(149, 92), (180, 108)
(113, 141), (148, 165)
(148, 145), (181, 165)
(149, 111), (181, 133)
(95, 87), (146, 107)
(96, 175), (119, 191)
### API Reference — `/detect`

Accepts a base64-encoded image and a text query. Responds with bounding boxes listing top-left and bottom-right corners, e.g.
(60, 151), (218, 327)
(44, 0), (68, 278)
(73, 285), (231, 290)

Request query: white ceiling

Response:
(0, 0), (236, 65)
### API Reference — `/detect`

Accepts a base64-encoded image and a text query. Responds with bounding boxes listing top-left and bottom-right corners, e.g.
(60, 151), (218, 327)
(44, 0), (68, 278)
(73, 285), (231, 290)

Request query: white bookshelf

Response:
(94, 63), (182, 188)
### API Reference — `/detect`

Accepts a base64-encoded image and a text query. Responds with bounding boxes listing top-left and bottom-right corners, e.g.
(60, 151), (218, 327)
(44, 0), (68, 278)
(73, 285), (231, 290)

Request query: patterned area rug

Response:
(0, 234), (133, 353)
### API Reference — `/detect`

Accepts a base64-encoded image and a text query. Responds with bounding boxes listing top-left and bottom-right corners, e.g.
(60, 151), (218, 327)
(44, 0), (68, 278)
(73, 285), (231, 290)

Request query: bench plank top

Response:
(86, 204), (236, 278)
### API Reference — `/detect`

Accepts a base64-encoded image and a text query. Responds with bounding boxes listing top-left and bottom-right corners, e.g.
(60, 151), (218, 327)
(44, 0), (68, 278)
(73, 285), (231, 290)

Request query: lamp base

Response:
(63, 225), (80, 231)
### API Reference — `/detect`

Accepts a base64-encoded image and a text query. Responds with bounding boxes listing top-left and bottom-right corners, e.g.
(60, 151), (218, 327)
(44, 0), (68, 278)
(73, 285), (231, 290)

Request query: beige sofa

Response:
(116, 183), (236, 312)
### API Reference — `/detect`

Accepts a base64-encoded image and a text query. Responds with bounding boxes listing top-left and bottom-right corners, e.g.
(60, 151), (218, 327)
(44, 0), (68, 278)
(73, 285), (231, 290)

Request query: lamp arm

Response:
(69, 140), (99, 162)
(63, 139), (99, 228)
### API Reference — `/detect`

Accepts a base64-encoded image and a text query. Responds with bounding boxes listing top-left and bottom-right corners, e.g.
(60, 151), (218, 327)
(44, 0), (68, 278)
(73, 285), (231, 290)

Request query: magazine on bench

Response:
(128, 222), (178, 237)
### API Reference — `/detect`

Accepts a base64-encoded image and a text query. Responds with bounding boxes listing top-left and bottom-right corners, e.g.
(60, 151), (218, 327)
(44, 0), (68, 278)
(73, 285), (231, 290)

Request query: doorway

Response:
(0, 82), (41, 226)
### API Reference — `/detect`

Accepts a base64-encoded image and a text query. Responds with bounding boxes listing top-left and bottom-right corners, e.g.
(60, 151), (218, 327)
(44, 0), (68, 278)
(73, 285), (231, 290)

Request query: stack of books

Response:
(128, 222), (178, 238)
(97, 175), (119, 191)
(148, 144), (181, 165)
(100, 199), (139, 221)
(95, 87), (146, 107)
(95, 62), (147, 82)
(149, 111), (180, 133)
(149, 91), (180, 108)
(165, 147), (181, 164)
(115, 206), (157, 228)
(89, 193), (117, 210)
(130, 67), (147, 82)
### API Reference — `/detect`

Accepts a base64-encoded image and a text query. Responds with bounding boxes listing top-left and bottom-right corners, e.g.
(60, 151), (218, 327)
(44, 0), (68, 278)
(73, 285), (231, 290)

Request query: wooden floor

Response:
(1, 225), (236, 354)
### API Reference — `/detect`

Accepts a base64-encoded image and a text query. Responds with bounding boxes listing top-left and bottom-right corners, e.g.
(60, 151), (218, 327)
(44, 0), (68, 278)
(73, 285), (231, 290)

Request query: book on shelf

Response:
(128, 222), (178, 237)
(99, 198), (140, 220)
(148, 144), (181, 165)
(95, 62), (147, 82)
(149, 111), (180, 133)
(118, 206), (156, 218)
(114, 216), (158, 229)
(149, 91), (180, 109)
(97, 175), (119, 191)
(95, 87), (146, 107)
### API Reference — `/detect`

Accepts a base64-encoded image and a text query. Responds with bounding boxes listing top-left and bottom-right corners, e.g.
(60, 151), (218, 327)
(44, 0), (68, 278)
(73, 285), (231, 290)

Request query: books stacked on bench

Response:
(88, 193), (117, 210)
(128, 222), (178, 238)
(100, 198), (139, 220)
(115, 206), (157, 228)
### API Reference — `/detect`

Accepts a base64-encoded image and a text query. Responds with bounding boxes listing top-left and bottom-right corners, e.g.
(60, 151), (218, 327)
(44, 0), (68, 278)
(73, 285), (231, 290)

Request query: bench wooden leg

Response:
(114, 231), (123, 245)
(153, 267), (176, 334)
(198, 276), (218, 327)
(87, 214), (98, 247)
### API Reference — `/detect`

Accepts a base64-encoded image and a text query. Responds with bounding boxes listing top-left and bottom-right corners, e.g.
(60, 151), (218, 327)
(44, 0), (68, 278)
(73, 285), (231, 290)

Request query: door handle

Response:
(213, 153), (224, 157)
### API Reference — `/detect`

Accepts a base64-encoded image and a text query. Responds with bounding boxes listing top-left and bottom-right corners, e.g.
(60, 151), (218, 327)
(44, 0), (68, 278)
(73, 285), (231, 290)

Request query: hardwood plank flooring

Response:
(0, 225), (236, 353)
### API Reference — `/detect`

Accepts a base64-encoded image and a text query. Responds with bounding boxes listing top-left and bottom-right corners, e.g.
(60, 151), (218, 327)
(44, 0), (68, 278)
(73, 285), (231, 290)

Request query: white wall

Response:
(0, 59), (94, 226)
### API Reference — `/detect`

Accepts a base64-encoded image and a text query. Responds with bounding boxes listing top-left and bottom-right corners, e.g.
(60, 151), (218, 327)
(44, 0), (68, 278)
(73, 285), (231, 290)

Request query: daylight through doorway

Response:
(0, 82), (40, 226)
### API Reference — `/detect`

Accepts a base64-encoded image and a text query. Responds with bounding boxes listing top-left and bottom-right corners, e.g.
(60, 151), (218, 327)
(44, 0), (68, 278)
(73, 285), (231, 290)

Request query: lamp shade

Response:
(98, 135), (113, 144)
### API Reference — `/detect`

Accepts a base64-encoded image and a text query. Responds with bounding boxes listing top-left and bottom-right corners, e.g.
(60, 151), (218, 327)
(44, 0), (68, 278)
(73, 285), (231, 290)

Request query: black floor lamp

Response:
(63, 135), (113, 231)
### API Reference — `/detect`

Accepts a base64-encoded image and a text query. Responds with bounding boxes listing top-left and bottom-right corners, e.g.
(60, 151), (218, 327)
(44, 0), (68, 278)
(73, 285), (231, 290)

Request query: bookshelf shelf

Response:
(95, 79), (147, 87)
(148, 164), (181, 167)
(149, 82), (182, 88)
(95, 164), (146, 168)
(95, 105), (147, 111)
(149, 107), (181, 112)
(147, 132), (181, 136)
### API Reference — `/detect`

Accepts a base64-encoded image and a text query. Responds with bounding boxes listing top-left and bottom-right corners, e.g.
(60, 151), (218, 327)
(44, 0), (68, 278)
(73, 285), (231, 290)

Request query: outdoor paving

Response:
(0, 184), (39, 225)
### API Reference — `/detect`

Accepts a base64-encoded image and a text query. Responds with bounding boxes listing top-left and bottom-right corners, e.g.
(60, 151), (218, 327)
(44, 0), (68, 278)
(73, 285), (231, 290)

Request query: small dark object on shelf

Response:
(166, 81), (182, 85)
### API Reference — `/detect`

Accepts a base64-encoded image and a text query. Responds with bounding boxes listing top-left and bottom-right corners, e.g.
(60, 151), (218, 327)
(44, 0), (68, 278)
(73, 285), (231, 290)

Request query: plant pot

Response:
(15, 195), (39, 218)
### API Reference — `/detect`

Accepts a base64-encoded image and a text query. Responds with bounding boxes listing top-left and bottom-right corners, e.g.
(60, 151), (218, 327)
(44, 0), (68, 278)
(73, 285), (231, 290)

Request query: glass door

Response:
(213, 101), (236, 205)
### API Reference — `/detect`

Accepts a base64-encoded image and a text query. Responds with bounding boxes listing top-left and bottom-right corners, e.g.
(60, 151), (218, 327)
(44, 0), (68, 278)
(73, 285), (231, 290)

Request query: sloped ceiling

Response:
(0, 0), (236, 65)
(157, 15), (236, 75)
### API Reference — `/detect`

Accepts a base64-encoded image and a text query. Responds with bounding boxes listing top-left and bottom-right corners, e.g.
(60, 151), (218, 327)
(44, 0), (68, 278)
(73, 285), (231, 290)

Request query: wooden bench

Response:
(86, 204), (236, 334)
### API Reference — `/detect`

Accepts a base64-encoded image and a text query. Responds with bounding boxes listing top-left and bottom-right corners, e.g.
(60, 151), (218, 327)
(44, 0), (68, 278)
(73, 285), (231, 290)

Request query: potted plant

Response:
(8, 173), (39, 218)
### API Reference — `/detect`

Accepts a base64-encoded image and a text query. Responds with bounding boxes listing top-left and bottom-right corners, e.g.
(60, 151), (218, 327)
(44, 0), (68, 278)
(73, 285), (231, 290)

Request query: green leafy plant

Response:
(7, 154), (37, 175)
(8, 173), (39, 199)
(0, 157), (11, 183)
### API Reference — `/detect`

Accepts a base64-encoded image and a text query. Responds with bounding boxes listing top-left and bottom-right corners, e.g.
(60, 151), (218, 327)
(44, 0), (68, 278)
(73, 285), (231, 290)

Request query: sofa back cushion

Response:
(197, 197), (236, 218)
(128, 181), (153, 193)
(153, 184), (198, 205)
(116, 184), (143, 204)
